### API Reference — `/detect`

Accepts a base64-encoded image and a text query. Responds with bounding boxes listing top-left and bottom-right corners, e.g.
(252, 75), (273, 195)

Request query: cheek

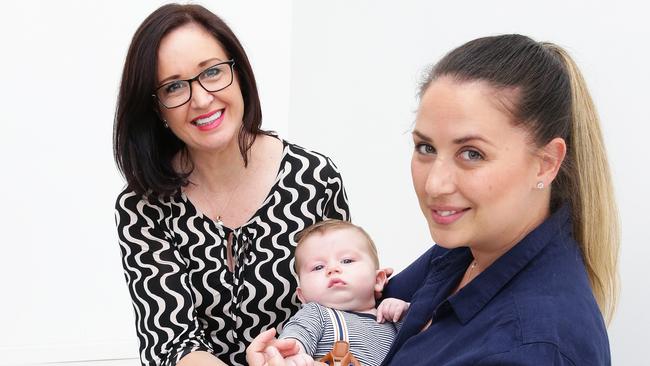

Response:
(410, 159), (428, 197)
(161, 107), (185, 127)
(462, 163), (529, 203)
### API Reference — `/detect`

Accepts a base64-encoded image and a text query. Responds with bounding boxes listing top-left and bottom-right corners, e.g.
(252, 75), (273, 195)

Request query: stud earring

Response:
(536, 181), (545, 189)
(163, 120), (169, 129)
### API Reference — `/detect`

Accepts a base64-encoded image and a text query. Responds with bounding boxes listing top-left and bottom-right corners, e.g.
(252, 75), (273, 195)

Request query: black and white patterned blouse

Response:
(115, 140), (350, 366)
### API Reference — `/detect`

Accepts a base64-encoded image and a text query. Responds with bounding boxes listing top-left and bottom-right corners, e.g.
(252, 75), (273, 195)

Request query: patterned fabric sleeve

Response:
(321, 157), (350, 221)
(277, 302), (325, 357)
(115, 190), (214, 366)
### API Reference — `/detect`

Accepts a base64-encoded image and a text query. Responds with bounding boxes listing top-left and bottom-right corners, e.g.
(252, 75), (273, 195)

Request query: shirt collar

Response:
(444, 204), (572, 324)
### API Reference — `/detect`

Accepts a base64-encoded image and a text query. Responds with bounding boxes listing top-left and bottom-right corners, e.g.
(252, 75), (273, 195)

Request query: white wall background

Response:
(1, 1), (647, 365)
(290, 1), (650, 365)
(0, 1), (292, 364)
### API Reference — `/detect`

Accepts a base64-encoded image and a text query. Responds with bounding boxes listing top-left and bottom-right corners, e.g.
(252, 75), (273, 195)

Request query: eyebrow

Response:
(452, 135), (495, 147)
(158, 57), (225, 85)
(412, 130), (495, 147)
(412, 130), (432, 142)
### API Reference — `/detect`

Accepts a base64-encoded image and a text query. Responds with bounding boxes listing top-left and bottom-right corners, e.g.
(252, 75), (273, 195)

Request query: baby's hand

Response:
(283, 353), (317, 366)
(376, 297), (410, 323)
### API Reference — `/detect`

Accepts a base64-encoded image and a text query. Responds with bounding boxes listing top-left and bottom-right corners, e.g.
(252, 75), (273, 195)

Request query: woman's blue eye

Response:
(460, 149), (484, 161)
(312, 264), (324, 271)
(164, 81), (187, 95)
(415, 143), (435, 155)
(203, 66), (222, 79)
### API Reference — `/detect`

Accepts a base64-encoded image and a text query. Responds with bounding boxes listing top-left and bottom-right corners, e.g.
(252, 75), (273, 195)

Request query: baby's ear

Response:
(374, 269), (388, 292)
(296, 287), (307, 304)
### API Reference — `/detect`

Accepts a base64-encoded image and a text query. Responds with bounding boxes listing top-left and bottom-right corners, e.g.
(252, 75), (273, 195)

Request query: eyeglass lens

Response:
(156, 61), (233, 108)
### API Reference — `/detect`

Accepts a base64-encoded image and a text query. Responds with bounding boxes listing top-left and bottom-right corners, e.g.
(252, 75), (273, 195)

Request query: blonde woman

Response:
(381, 34), (619, 365)
(247, 34), (619, 365)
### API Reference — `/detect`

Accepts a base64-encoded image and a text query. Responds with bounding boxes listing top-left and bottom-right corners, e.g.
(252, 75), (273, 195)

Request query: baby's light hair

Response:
(294, 220), (380, 273)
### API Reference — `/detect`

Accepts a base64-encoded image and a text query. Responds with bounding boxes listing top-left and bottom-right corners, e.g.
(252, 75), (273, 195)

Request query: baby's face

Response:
(295, 227), (384, 312)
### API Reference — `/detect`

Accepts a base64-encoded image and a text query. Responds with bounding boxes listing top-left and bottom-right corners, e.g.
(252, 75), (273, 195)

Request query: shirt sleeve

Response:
(321, 157), (351, 221)
(277, 302), (325, 357)
(383, 246), (439, 301)
(115, 190), (214, 366)
(477, 343), (576, 366)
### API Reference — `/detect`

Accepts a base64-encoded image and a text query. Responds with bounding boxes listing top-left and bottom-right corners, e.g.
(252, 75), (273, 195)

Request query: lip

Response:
(190, 109), (225, 131)
(328, 278), (347, 288)
(429, 206), (470, 225)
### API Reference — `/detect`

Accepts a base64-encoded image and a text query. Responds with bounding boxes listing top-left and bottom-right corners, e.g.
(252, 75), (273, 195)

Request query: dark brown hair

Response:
(113, 3), (267, 196)
(421, 34), (619, 323)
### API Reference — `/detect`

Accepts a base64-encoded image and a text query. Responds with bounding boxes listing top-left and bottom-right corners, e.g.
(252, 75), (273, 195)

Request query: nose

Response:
(424, 157), (456, 198)
(189, 80), (214, 109)
(326, 263), (341, 276)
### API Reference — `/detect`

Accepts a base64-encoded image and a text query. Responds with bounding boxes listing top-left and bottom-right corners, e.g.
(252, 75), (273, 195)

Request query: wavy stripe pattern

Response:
(115, 141), (350, 366)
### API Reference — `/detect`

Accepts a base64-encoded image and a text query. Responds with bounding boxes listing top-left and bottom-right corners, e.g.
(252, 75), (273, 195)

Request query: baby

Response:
(277, 219), (409, 366)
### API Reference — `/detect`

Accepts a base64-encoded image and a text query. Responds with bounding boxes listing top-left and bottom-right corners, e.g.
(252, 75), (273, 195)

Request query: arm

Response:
(477, 343), (576, 366)
(276, 303), (324, 358)
(247, 329), (322, 366)
(115, 191), (215, 366)
(177, 352), (227, 366)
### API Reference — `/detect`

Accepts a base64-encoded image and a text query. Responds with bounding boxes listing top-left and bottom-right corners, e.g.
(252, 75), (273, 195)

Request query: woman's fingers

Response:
(264, 346), (288, 366)
(246, 329), (278, 366)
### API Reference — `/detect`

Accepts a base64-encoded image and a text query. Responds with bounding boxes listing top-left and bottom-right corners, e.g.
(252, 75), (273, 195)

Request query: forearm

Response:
(177, 351), (227, 366)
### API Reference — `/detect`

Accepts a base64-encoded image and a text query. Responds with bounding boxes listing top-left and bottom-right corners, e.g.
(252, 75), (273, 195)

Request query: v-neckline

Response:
(181, 137), (288, 231)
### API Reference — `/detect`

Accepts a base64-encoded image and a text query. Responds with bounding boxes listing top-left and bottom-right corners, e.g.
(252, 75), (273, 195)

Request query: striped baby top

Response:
(279, 302), (399, 366)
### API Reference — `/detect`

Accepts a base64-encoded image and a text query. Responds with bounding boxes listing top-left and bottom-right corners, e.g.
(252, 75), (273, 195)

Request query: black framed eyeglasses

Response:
(153, 59), (235, 109)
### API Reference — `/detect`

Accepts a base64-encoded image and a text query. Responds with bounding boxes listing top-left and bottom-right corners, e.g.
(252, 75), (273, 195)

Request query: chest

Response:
(392, 299), (520, 365)
(185, 161), (281, 229)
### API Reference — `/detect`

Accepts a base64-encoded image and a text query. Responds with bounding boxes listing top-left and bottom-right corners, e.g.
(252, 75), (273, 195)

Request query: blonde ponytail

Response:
(546, 45), (620, 324)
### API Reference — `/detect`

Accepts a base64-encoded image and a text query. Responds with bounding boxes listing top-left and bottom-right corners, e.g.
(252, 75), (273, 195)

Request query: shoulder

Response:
(115, 186), (144, 213)
(280, 303), (328, 338)
(282, 140), (340, 168)
(114, 186), (178, 220)
(502, 257), (610, 364)
(291, 302), (328, 321)
(506, 292), (609, 363)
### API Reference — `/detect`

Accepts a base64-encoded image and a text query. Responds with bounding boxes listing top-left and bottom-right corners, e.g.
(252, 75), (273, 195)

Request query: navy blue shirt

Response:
(382, 205), (610, 365)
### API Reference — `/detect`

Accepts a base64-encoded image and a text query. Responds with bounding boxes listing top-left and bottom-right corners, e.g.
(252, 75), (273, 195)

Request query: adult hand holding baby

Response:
(246, 329), (327, 366)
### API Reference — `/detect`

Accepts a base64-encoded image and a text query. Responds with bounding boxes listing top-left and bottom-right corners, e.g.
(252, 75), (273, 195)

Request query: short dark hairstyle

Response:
(294, 219), (379, 272)
(113, 3), (267, 196)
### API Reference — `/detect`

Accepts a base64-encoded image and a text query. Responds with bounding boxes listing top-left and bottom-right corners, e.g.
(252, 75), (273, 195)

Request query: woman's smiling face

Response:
(411, 77), (548, 252)
(156, 22), (245, 155)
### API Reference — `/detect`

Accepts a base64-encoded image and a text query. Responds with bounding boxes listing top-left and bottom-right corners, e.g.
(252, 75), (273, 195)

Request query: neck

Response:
(470, 204), (550, 270)
(350, 297), (379, 315)
(186, 139), (250, 191)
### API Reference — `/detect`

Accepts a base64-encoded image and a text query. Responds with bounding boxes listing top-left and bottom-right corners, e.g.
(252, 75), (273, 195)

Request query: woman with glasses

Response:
(248, 34), (618, 366)
(113, 4), (349, 366)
